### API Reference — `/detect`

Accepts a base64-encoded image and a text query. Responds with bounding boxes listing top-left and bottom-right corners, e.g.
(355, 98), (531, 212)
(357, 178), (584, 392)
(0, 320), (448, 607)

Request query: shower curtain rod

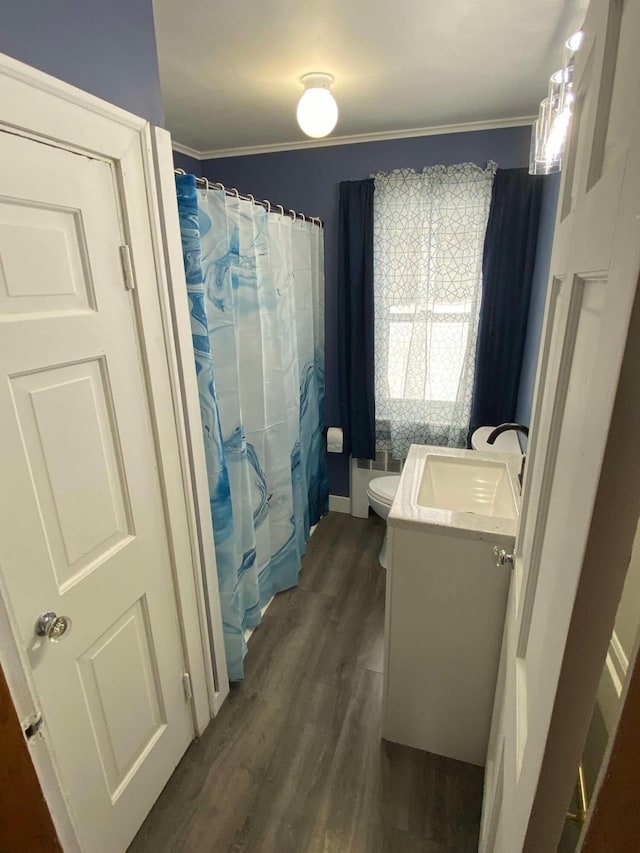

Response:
(174, 169), (323, 227)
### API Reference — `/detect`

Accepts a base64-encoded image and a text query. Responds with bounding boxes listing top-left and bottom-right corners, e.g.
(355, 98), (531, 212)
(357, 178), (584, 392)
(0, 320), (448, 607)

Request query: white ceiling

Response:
(153, 0), (588, 156)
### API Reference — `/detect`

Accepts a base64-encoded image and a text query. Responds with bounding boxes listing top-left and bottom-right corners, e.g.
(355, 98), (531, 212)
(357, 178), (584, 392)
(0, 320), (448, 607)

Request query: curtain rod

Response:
(174, 169), (323, 228)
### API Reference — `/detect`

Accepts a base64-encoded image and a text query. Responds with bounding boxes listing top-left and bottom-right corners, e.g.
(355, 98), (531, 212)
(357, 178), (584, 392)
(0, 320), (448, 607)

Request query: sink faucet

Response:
(486, 423), (529, 488)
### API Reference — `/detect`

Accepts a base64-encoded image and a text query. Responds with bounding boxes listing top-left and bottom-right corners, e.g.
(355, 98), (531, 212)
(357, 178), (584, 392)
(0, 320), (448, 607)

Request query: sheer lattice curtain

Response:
(373, 163), (496, 458)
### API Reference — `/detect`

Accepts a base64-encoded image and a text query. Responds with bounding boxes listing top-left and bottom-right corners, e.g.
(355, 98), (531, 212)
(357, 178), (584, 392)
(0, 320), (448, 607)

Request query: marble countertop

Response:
(388, 444), (521, 544)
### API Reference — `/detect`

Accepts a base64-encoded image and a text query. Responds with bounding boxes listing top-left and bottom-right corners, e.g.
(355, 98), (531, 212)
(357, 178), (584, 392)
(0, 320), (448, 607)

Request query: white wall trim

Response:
(329, 494), (351, 514)
(149, 126), (229, 716)
(0, 50), (146, 133)
(172, 140), (205, 160)
(172, 115), (536, 161)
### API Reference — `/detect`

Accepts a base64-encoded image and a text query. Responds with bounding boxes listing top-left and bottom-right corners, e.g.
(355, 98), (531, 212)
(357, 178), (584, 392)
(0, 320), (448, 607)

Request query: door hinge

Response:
(182, 672), (193, 703)
(23, 711), (43, 740)
(119, 244), (136, 291)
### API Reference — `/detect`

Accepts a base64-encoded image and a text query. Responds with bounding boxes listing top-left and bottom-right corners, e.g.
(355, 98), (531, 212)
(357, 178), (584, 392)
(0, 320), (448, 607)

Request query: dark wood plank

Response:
(581, 646), (640, 853)
(129, 511), (484, 853)
(0, 664), (62, 853)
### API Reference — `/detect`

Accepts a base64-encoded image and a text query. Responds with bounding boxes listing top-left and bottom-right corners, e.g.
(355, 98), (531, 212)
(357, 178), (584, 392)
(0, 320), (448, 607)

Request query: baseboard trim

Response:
(329, 494), (351, 514)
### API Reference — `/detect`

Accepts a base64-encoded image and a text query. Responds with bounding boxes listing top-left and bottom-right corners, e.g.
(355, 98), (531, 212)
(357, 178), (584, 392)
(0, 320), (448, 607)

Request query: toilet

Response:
(366, 475), (400, 570)
(366, 427), (523, 569)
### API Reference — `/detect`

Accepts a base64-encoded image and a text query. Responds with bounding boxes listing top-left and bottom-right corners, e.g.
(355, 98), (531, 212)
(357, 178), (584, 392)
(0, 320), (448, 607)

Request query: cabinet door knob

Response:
(493, 546), (514, 567)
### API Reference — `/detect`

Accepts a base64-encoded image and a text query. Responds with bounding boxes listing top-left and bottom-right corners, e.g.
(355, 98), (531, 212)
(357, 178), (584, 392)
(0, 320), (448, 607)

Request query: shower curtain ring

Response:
(231, 187), (240, 198)
(247, 194), (255, 204)
(175, 168), (186, 175)
(276, 205), (285, 216)
(263, 199), (271, 213)
(289, 209), (297, 220)
(213, 182), (225, 191)
(203, 178), (210, 191)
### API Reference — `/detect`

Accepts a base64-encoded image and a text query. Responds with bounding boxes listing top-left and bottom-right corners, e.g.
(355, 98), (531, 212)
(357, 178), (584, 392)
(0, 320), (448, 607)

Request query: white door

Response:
(0, 129), (194, 851)
(480, 0), (640, 850)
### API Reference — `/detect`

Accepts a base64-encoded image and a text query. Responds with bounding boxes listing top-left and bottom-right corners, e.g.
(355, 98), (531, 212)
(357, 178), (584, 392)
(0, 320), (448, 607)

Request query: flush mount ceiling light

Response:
(296, 73), (338, 139)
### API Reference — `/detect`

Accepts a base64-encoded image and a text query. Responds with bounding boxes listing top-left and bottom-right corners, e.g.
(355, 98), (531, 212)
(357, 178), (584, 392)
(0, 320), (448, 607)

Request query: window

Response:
(373, 163), (495, 458)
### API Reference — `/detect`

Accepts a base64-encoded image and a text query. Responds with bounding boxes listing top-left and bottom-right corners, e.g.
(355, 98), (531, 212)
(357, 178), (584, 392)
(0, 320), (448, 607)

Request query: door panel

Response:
(518, 274), (606, 655)
(515, 275), (570, 634)
(77, 597), (166, 799)
(0, 199), (96, 315)
(0, 129), (193, 852)
(10, 359), (134, 588)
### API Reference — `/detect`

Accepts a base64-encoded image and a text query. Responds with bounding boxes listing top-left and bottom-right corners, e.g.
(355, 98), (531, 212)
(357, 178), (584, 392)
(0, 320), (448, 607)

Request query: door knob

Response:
(493, 546), (514, 567)
(35, 611), (72, 642)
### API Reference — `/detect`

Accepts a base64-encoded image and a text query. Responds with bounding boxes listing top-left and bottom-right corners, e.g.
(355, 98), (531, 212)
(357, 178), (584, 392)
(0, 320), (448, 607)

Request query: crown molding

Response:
(171, 140), (205, 160)
(172, 115), (536, 161)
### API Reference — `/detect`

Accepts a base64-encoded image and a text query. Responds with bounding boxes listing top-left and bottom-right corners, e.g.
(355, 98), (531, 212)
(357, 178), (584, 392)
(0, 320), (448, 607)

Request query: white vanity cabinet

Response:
(382, 444), (520, 767)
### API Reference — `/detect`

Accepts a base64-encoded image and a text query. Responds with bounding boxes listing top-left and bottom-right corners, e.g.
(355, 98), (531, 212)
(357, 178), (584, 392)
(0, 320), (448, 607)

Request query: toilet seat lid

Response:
(367, 475), (400, 504)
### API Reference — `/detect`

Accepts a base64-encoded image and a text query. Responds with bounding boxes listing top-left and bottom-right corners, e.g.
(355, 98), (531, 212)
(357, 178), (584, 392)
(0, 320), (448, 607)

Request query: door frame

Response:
(0, 51), (229, 849)
(148, 127), (229, 701)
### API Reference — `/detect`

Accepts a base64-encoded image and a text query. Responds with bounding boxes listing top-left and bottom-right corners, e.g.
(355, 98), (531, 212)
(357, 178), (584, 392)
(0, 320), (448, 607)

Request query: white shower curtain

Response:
(176, 175), (328, 680)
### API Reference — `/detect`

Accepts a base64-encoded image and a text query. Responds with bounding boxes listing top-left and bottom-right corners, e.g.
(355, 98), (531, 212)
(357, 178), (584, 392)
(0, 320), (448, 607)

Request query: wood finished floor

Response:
(129, 512), (484, 853)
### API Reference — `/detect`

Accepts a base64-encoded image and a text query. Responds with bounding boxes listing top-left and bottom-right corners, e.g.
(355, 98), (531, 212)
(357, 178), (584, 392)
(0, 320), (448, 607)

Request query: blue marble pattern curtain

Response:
(176, 175), (328, 680)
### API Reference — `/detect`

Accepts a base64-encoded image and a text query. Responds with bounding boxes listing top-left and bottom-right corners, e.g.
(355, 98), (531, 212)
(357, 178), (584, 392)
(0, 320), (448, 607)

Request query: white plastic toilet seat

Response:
(366, 475), (400, 505)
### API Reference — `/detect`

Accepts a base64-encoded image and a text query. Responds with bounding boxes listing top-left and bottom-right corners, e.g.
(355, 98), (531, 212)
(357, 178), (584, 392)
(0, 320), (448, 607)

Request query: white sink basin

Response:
(417, 454), (518, 519)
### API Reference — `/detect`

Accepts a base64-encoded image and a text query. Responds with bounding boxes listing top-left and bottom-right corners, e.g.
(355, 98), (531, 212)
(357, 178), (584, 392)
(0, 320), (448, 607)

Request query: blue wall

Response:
(0, 5), (557, 497)
(194, 127), (532, 495)
(0, 0), (164, 125)
(174, 151), (202, 174)
(516, 172), (561, 426)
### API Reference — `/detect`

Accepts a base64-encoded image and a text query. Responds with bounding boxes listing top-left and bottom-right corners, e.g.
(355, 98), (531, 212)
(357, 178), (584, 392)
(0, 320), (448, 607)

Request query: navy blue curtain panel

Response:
(337, 179), (376, 459)
(469, 168), (544, 440)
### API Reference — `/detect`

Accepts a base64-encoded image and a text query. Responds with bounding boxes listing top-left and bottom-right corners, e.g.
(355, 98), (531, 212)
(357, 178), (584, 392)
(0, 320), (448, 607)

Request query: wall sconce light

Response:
(296, 73), (338, 139)
(529, 30), (583, 175)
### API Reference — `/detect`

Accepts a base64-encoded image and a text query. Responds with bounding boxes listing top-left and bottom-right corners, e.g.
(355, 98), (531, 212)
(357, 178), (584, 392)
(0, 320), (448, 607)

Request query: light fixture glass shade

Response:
(296, 73), (338, 138)
(529, 36), (579, 175)
(566, 30), (584, 52)
(530, 101), (563, 175)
